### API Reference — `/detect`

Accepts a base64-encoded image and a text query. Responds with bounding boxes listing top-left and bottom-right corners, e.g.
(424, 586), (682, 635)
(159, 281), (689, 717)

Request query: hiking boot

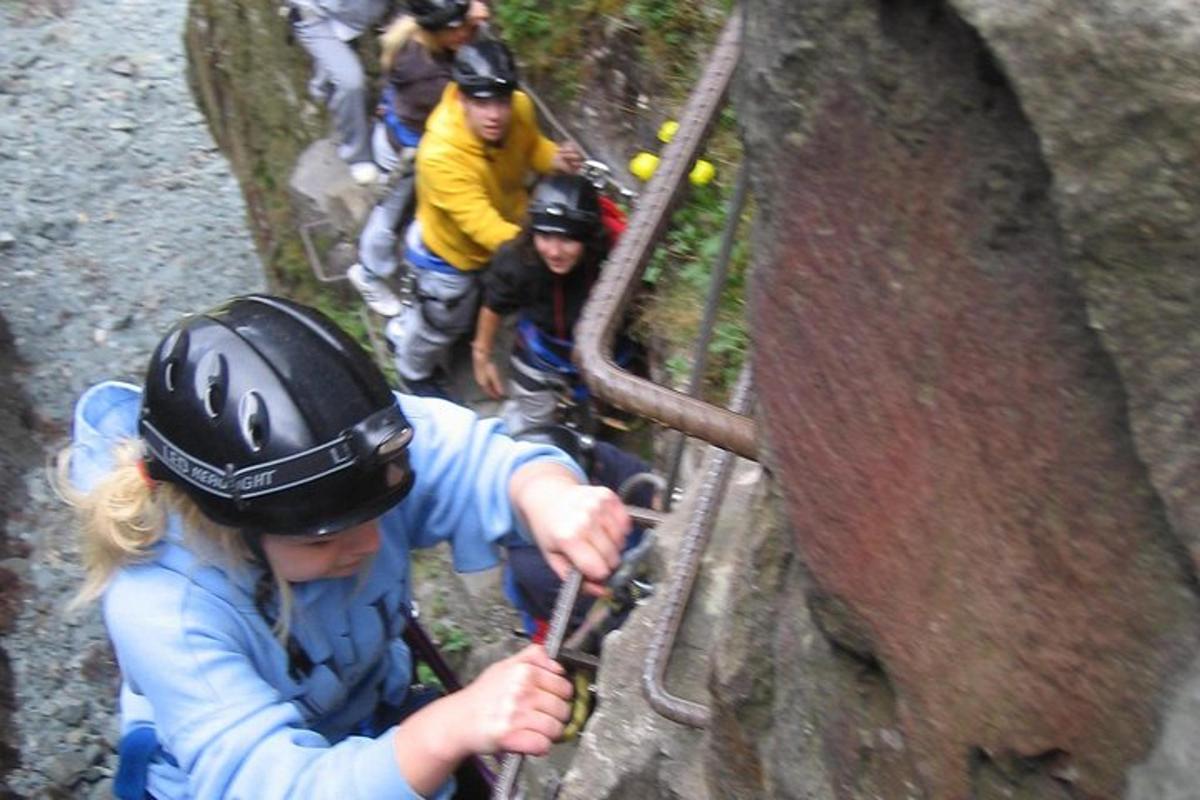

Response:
(348, 263), (403, 317)
(383, 315), (403, 354)
(350, 162), (382, 186)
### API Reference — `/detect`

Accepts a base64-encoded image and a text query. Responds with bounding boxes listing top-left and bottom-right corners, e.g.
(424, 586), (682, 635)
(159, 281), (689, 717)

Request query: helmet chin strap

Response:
(244, 534), (317, 682)
(245, 529), (269, 567)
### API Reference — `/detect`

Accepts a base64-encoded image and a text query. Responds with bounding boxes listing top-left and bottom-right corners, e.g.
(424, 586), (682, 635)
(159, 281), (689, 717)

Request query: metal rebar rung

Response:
(574, 9), (756, 460)
(643, 365), (754, 728)
(492, 570), (584, 799)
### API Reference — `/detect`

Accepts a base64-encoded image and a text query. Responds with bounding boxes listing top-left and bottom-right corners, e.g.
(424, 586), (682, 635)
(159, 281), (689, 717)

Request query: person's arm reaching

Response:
(388, 394), (584, 571)
(393, 645), (572, 794)
(517, 93), (574, 176)
(472, 305), (506, 400)
(550, 140), (584, 175)
(386, 396), (630, 592)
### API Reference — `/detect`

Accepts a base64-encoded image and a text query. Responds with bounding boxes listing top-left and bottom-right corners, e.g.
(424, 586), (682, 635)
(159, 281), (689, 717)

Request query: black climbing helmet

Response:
(408, 0), (470, 30)
(528, 174), (601, 241)
(512, 425), (595, 477)
(451, 39), (518, 99)
(139, 295), (415, 537)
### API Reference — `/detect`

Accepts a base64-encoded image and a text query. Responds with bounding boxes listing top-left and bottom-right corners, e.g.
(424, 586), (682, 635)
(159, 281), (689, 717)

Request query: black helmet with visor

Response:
(451, 39), (518, 99)
(529, 174), (602, 241)
(139, 295), (415, 538)
(408, 0), (470, 30)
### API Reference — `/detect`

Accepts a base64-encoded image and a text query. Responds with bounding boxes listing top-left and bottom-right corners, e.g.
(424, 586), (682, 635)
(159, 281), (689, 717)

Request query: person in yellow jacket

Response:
(386, 39), (582, 398)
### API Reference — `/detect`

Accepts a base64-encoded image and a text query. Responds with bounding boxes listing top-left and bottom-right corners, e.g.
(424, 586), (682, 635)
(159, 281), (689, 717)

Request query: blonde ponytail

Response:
(380, 15), (440, 72)
(59, 440), (298, 643)
(59, 439), (256, 600)
(60, 440), (166, 608)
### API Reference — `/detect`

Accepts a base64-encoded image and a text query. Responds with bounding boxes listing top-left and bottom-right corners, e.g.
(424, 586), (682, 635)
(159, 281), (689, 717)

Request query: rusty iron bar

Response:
(664, 161), (751, 510)
(643, 365), (753, 728)
(494, 503), (663, 798)
(573, 9), (757, 460)
(493, 569), (585, 799)
(298, 218), (346, 284)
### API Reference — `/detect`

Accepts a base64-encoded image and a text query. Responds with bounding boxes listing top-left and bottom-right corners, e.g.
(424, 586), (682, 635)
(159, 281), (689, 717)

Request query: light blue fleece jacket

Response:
(71, 381), (581, 800)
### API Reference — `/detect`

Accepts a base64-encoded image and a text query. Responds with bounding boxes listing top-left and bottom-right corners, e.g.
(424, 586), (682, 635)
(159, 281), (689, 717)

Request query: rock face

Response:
(0, 314), (34, 795)
(739, 0), (1200, 797)
(185, 0), (332, 294)
(1, 0), (264, 792)
(564, 1), (1200, 798)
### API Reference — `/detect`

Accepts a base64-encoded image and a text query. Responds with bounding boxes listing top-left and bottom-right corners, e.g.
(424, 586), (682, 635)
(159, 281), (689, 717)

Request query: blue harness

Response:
(515, 318), (638, 405)
(403, 222), (460, 276)
(381, 86), (423, 149)
(114, 726), (177, 800)
(516, 317), (576, 376)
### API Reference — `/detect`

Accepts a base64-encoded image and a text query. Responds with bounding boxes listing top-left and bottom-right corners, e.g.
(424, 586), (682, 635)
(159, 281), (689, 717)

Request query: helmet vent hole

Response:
(204, 383), (224, 419)
(163, 361), (177, 392)
(238, 391), (269, 452)
(248, 422), (264, 450)
(196, 352), (228, 420)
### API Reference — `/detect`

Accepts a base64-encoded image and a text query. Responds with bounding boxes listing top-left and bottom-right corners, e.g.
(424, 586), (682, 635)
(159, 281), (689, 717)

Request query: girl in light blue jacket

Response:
(64, 294), (630, 799)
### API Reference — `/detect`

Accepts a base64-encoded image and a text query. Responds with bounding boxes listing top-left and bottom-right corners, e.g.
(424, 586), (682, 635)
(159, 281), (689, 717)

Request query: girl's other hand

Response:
(456, 645), (573, 756)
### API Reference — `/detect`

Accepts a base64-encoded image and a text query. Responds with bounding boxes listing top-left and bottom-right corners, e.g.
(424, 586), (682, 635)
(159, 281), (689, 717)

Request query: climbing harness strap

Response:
(401, 222), (482, 336)
(515, 318), (576, 376)
(403, 222), (460, 277)
(380, 86), (423, 150)
(512, 319), (639, 407)
(114, 725), (178, 800)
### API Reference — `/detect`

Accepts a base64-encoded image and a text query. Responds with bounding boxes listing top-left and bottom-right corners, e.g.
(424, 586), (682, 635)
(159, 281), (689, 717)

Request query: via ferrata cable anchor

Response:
(582, 158), (638, 202)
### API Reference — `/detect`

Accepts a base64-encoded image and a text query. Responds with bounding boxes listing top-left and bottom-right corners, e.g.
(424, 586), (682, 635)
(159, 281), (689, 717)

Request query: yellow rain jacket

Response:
(415, 84), (559, 271)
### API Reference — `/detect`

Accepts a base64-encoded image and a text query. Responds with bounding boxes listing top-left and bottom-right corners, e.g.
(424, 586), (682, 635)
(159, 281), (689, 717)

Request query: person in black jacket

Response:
(475, 176), (657, 643)
(472, 174), (620, 433)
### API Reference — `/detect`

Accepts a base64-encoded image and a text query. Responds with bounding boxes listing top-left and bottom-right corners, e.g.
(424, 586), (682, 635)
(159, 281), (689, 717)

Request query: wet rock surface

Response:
(184, 0), (357, 296)
(0, 0), (262, 793)
(0, 317), (37, 798)
(742, 0), (1200, 797)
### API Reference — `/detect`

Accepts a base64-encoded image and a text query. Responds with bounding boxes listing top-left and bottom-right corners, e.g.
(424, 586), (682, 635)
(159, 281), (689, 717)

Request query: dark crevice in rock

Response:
(807, 590), (881, 667)
(969, 747), (1079, 800)
(0, 313), (35, 794)
(610, 771), (678, 800)
(806, 590), (918, 797)
(704, 484), (923, 799)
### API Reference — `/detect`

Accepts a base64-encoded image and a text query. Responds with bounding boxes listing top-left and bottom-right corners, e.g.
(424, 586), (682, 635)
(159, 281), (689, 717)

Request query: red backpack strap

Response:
(532, 617), (550, 645)
(598, 195), (628, 243)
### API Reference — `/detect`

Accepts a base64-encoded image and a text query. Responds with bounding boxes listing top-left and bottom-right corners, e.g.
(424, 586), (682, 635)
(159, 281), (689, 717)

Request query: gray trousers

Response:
(358, 179), (413, 278)
(294, 18), (372, 165)
(389, 267), (481, 382)
(501, 355), (571, 435)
